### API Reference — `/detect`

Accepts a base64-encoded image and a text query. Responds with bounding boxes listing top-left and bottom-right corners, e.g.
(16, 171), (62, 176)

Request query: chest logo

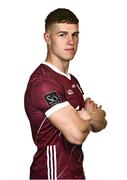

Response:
(72, 84), (76, 88)
(67, 89), (74, 95)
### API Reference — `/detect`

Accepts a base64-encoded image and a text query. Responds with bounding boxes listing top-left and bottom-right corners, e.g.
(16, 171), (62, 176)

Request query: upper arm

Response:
(48, 104), (90, 144)
(30, 78), (66, 112)
(29, 78), (90, 144)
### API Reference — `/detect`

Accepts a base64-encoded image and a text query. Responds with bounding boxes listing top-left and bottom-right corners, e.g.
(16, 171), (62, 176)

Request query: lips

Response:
(64, 48), (75, 51)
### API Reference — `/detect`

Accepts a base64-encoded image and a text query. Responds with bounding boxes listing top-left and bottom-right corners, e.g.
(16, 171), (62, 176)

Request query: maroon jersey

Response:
(24, 62), (86, 179)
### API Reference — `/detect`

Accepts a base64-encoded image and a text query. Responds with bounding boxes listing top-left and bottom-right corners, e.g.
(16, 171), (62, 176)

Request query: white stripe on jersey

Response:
(45, 101), (70, 118)
(47, 145), (57, 180)
(47, 146), (50, 179)
(50, 146), (53, 179)
(53, 145), (57, 179)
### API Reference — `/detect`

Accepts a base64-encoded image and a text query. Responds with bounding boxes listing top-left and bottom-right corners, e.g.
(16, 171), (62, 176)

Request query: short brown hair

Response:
(45, 8), (79, 31)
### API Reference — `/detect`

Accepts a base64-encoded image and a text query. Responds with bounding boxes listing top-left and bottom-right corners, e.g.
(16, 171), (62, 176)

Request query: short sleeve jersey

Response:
(24, 62), (86, 179)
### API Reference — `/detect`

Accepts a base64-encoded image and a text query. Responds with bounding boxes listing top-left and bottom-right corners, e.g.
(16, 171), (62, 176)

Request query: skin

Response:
(44, 22), (107, 144)
(79, 98), (107, 132)
(44, 23), (79, 73)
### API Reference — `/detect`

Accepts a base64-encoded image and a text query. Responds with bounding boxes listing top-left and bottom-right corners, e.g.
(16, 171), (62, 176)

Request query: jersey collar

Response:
(42, 61), (71, 80)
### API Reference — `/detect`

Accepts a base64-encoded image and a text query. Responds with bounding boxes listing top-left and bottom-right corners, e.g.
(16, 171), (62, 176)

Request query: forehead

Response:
(50, 23), (79, 33)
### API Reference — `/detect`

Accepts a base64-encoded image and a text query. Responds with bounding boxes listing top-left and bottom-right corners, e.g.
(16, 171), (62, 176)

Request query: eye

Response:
(59, 33), (67, 37)
(72, 33), (79, 38)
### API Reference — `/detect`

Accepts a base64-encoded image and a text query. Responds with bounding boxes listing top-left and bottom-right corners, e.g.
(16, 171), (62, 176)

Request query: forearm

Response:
(77, 109), (107, 132)
(76, 119), (91, 143)
(74, 110), (91, 134)
(76, 110), (91, 133)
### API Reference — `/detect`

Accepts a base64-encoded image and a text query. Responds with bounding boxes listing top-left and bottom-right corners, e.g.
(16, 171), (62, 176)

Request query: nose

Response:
(67, 35), (74, 45)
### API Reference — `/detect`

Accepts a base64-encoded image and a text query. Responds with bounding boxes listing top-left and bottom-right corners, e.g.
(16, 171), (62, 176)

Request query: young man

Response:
(24, 8), (107, 179)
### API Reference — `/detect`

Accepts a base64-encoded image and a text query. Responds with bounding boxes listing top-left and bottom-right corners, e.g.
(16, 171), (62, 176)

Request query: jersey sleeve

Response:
(30, 78), (69, 117)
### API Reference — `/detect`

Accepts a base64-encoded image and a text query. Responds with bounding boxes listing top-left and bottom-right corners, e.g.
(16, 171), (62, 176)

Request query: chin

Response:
(63, 57), (74, 61)
(64, 55), (75, 61)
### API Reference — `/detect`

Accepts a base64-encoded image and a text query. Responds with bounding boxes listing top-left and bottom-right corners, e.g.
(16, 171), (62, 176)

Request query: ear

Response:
(44, 32), (50, 45)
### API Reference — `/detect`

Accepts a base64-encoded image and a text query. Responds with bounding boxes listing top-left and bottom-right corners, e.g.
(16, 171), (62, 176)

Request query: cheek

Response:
(53, 39), (65, 49)
(51, 37), (62, 47)
(75, 38), (79, 45)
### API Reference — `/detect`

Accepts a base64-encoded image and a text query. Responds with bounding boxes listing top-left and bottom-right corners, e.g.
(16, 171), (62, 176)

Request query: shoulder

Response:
(27, 64), (61, 86)
(29, 64), (50, 81)
(26, 64), (63, 94)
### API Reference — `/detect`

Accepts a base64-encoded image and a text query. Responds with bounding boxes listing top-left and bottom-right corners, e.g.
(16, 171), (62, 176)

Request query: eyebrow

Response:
(57, 31), (68, 34)
(72, 31), (79, 35)
(57, 31), (79, 34)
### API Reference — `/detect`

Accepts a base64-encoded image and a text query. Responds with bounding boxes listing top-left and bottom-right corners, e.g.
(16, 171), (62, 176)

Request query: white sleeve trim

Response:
(45, 101), (70, 118)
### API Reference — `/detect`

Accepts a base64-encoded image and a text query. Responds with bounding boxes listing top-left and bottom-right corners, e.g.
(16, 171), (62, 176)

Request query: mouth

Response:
(64, 48), (75, 52)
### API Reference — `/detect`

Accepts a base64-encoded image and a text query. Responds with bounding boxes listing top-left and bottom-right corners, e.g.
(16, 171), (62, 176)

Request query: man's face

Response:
(45, 23), (79, 61)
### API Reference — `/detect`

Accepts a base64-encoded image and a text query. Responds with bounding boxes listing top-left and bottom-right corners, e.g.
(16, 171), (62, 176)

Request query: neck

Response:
(45, 54), (70, 74)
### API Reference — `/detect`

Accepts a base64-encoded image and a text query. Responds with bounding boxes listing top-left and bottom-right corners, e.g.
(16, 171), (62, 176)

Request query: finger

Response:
(95, 104), (98, 108)
(90, 100), (96, 107)
(84, 97), (91, 103)
(98, 105), (102, 109)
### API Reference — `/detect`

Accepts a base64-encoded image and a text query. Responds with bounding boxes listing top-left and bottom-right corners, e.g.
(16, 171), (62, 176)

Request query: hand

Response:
(84, 98), (106, 123)
(77, 109), (91, 121)
(84, 98), (102, 113)
(90, 108), (106, 123)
